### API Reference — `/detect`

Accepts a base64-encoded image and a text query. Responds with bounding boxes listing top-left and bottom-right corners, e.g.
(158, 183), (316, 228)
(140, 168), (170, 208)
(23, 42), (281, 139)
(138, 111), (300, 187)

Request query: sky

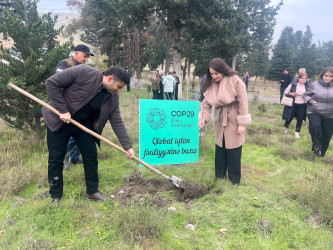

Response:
(37, 0), (333, 43)
(270, 0), (333, 43)
(37, 0), (72, 13)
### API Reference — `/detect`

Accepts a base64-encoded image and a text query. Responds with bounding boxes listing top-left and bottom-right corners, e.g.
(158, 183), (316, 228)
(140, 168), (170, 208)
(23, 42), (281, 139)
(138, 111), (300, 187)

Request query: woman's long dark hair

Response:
(203, 58), (237, 91)
(319, 67), (333, 80)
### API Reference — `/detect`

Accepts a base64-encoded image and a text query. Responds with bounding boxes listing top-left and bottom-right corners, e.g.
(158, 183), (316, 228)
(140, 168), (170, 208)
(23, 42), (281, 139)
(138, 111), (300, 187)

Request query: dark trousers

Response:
(284, 103), (306, 132)
(47, 121), (98, 198)
(215, 139), (242, 184)
(152, 90), (159, 99)
(174, 85), (179, 100)
(280, 86), (287, 102)
(65, 137), (81, 162)
(308, 113), (333, 155)
(159, 83), (164, 99)
(165, 92), (173, 100)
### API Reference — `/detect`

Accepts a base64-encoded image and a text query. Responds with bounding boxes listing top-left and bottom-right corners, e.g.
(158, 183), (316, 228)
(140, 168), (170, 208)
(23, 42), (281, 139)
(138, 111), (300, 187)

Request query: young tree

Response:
(0, 0), (72, 138)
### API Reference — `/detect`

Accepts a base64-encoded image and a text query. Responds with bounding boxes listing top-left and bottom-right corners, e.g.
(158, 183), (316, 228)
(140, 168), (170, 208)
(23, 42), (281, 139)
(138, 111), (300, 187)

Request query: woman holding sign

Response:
(198, 58), (251, 185)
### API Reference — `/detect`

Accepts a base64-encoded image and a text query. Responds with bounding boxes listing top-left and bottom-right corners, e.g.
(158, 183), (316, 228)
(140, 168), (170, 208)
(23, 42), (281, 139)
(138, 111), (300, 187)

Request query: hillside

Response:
(0, 12), (83, 49)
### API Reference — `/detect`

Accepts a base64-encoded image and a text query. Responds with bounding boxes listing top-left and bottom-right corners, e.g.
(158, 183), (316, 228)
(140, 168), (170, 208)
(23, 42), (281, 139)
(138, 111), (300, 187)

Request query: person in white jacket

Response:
(162, 72), (176, 100)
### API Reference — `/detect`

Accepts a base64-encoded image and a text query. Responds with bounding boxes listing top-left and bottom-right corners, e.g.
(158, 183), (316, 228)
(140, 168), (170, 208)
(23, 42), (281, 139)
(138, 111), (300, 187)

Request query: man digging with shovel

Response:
(42, 64), (135, 206)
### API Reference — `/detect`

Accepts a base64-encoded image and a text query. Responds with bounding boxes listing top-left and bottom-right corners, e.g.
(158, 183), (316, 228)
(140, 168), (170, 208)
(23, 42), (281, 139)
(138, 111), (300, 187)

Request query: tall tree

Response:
(292, 26), (317, 77)
(268, 27), (294, 80)
(144, 15), (166, 71)
(0, 0), (72, 138)
(322, 40), (333, 67)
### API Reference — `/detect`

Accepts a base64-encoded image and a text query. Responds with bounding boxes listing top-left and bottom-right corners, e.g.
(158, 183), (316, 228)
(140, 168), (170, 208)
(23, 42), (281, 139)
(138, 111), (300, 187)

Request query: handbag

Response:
(281, 95), (294, 107)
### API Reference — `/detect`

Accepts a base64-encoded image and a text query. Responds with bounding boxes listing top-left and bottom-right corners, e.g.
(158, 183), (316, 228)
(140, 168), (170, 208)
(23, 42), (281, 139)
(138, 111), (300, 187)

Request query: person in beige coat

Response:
(198, 58), (251, 185)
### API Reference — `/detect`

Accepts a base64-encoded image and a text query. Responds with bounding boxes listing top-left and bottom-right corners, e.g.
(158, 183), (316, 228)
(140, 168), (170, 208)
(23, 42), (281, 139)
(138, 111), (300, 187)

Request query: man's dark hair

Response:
(104, 66), (130, 85)
(172, 71), (176, 74)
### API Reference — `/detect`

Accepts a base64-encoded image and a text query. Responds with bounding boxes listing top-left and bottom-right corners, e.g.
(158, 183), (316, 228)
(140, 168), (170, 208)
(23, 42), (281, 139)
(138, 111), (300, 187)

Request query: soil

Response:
(111, 170), (209, 206)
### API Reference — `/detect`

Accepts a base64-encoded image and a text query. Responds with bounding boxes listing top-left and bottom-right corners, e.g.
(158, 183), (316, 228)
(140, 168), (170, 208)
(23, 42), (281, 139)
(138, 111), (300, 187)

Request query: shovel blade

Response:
(171, 175), (183, 187)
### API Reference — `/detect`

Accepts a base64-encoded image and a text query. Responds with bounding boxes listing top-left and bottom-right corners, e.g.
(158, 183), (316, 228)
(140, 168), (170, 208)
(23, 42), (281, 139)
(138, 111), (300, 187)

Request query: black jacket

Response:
(42, 64), (132, 150)
(280, 73), (292, 89)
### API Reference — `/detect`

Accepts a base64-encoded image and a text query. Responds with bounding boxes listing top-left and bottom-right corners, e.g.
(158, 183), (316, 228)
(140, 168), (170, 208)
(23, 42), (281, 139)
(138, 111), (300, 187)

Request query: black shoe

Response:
(71, 156), (83, 164)
(51, 198), (60, 207)
(86, 192), (107, 202)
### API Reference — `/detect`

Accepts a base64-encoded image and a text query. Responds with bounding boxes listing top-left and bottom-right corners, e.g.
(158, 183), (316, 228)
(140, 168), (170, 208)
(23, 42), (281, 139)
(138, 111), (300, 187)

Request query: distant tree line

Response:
(66, 0), (282, 98)
(5, 0), (331, 136)
(267, 25), (333, 81)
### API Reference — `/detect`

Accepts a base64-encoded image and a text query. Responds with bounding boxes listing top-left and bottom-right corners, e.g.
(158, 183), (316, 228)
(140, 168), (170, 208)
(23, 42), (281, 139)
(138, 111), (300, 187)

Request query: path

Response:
(246, 93), (280, 104)
(141, 79), (281, 104)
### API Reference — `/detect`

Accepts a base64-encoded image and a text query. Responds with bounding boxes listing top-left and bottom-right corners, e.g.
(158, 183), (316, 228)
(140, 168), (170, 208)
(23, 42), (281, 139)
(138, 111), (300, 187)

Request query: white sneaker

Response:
(295, 132), (300, 138)
(284, 127), (288, 134)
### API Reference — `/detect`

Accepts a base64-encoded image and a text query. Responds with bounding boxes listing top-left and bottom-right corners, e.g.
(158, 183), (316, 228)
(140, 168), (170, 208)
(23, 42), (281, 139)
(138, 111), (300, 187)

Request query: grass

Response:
(1, 88), (333, 248)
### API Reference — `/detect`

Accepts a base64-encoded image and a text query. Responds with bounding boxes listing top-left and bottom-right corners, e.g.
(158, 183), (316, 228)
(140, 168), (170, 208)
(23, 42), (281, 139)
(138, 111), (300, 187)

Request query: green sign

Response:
(139, 99), (199, 166)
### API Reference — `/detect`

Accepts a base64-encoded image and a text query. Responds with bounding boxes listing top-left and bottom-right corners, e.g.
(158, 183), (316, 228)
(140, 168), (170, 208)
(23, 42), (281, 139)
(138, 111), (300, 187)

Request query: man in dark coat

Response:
(42, 64), (134, 205)
(279, 69), (292, 102)
(172, 71), (180, 100)
(56, 44), (95, 170)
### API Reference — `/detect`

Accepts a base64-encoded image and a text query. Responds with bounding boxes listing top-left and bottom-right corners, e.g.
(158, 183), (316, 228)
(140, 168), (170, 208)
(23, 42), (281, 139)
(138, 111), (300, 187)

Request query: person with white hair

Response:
(292, 68), (311, 87)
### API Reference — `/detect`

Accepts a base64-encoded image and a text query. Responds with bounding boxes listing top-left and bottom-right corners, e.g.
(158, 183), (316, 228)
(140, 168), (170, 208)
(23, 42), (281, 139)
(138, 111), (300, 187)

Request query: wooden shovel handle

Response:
(8, 83), (172, 181)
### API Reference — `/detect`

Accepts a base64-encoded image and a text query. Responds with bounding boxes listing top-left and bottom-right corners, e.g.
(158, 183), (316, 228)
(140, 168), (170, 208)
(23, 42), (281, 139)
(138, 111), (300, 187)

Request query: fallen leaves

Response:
(219, 228), (228, 234)
(65, 241), (72, 247)
(0, 229), (4, 238)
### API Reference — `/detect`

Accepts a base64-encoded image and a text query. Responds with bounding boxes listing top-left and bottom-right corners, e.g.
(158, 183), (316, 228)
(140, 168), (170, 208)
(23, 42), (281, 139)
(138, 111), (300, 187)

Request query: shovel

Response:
(8, 83), (183, 187)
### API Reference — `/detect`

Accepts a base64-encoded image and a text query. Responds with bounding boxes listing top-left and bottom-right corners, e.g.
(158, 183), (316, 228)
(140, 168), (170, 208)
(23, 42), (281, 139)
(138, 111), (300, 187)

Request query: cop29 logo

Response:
(146, 108), (167, 130)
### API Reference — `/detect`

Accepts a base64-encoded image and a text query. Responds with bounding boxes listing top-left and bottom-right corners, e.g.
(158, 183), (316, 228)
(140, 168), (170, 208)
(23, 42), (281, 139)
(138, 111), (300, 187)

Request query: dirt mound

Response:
(111, 170), (209, 206)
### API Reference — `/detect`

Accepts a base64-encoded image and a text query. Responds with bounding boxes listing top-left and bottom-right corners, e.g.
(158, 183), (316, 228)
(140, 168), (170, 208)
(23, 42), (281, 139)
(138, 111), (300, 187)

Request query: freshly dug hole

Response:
(176, 180), (209, 202)
(111, 170), (209, 205)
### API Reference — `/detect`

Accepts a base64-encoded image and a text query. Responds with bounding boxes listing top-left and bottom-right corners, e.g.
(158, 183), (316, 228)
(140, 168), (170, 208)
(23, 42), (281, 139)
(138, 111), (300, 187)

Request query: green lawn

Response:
(1, 89), (332, 249)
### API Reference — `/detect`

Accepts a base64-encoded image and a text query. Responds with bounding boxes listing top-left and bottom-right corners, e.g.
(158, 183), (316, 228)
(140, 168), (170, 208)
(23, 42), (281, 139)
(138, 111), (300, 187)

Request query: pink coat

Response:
(199, 75), (251, 149)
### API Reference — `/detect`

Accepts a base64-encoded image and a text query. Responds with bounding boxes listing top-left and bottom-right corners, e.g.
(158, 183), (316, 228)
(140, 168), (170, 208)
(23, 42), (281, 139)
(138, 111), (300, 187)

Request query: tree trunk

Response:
(169, 10), (182, 99)
(183, 57), (187, 81)
(134, 27), (141, 98)
(124, 30), (132, 72)
(231, 56), (237, 70)
(186, 59), (191, 100)
(165, 13), (171, 73)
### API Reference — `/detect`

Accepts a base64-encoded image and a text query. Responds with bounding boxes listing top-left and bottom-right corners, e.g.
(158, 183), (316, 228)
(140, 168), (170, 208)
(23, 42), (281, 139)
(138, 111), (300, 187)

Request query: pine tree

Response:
(292, 26), (317, 77)
(268, 27), (294, 81)
(0, 0), (72, 138)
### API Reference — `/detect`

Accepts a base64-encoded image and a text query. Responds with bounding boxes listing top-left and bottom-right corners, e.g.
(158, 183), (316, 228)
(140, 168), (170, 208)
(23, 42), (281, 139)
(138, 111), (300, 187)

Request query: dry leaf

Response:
(66, 241), (72, 247)
(0, 229), (4, 238)
(219, 228), (228, 234)
(252, 196), (259, 200)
